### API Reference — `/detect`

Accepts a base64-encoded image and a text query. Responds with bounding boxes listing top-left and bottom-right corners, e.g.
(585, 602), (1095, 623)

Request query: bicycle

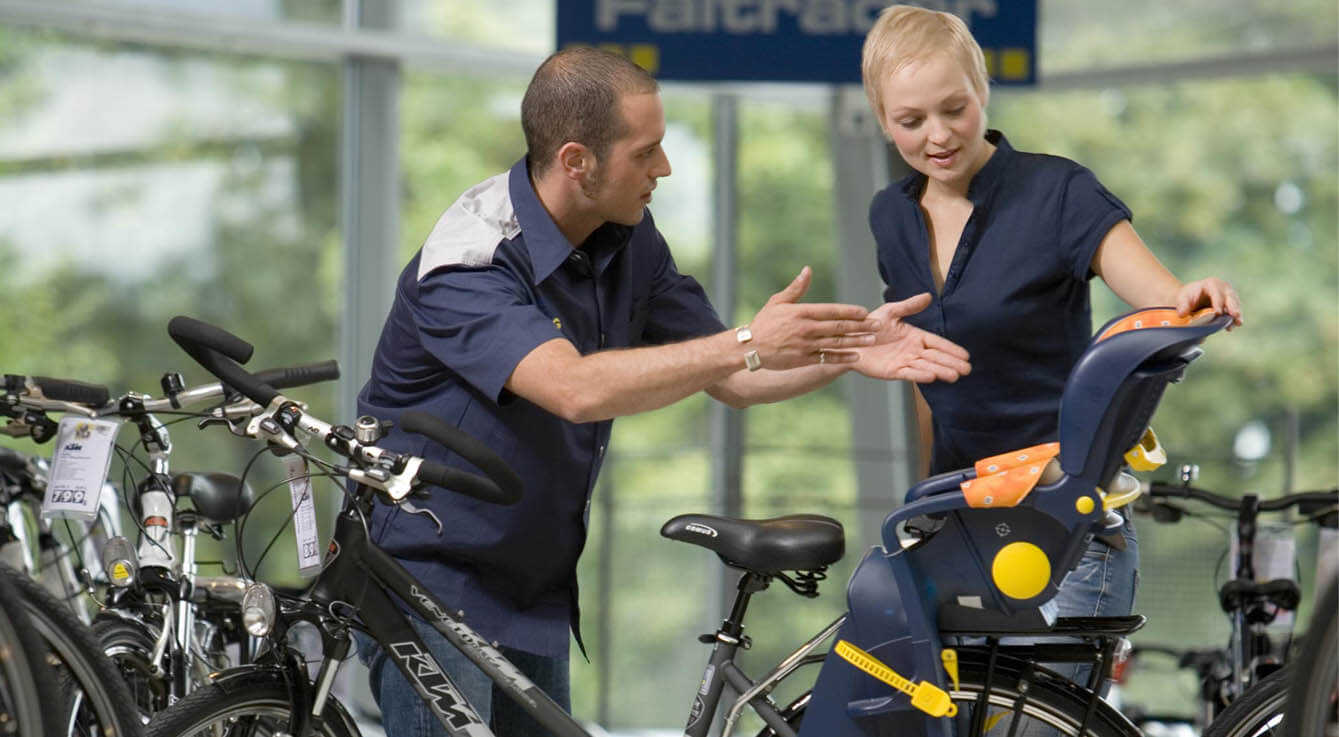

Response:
(1127, 474), (1338, 736)
(1283, 575), (1337, 736)
(0, 377), (144, 737)
(2, 362), (338, 718)
(0, 434), (118, 623)
(1195, 579), (1337, 737)
(141, 305), (1230, 737)
(0, 568), (62, 737)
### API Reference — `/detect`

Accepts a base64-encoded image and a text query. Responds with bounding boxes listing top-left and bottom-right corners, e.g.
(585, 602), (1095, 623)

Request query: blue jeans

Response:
(357, 615), (570, 737)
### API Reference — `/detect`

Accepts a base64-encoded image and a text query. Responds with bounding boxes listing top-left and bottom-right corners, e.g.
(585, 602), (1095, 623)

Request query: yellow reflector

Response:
(992, 542), (1051, 600)
(111, 562), (131, 582)
(1075, 496), (1095, 515)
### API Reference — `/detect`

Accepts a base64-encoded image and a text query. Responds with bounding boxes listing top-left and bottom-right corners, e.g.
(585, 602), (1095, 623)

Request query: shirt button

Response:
(598, 444), (606, 456)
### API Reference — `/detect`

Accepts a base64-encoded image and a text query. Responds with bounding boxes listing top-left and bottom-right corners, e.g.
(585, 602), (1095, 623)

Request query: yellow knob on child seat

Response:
(1075, 496), (1095, 515)
(992, 542), (1052, 600)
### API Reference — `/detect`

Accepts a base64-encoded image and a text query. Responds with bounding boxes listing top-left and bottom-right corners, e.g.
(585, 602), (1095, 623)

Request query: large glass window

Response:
(0, 27), (342, 583)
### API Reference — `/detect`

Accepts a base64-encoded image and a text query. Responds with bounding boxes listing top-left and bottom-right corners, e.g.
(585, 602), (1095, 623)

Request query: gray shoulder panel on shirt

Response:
(418, 169), (522, 281)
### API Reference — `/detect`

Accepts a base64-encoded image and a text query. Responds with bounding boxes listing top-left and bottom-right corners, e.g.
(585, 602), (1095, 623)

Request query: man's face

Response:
(585, 92), (672, 226)
(878, 52), (990, 190)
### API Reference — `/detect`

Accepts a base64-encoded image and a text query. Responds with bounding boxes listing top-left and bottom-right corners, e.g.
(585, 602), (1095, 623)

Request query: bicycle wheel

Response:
(91, 614), (169, 718)
(0, 574), (58, 737)
(761, 650), (1140, 737)
(1202, 666), (1290, 737)
(145, 669), (361, 737)
(1284, 577), (1338, 737)
(3, 564), (144, 737)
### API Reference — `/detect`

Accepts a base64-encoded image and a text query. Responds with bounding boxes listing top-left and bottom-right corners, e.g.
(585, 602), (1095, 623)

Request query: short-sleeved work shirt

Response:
(356, 157), (725, 655)
(871, 130), (1132, 475)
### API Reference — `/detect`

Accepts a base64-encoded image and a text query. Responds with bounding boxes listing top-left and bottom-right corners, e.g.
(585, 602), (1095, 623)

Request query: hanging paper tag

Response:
(44, 417), (121, 520)
(283, 455), (322, 575)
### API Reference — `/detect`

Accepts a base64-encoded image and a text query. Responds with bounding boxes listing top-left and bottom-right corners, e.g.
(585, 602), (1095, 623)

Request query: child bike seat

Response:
(797, 307), (1231, 735)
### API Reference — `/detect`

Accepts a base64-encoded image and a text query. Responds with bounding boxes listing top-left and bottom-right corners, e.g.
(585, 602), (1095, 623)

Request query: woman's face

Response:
(878, 52), (991, 191)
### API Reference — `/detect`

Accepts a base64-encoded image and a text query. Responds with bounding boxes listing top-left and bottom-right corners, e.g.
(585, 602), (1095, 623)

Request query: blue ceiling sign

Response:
(557, 1), (1038, 85)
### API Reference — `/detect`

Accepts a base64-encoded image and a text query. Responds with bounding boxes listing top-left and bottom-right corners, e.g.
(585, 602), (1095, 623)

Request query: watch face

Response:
(744, 350), (762, 371)
(736, 325), (753, 343)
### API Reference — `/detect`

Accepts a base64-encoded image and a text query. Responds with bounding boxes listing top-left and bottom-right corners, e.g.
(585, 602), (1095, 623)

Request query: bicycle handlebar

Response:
(169, 316), (521, 507)
(1145, 481), (1338, 513)
(253, 360), (340, 391)
(29, 376), (112, 407)
(168, 316), (279, 407)
(401, 411), (522, 506)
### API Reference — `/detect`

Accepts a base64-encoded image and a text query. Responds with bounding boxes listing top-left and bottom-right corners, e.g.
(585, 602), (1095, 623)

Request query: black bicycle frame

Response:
(306, 492), (588, 737)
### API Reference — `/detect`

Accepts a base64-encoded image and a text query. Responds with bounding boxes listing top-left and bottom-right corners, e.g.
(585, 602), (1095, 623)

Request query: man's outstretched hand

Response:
(853, 294), (972, 383)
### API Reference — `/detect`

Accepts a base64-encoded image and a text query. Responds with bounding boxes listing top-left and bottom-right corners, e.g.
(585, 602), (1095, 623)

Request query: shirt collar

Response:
(509, 157), (575, 285)
(508, 157), (635, 284)
(899, 129), (1012, 206)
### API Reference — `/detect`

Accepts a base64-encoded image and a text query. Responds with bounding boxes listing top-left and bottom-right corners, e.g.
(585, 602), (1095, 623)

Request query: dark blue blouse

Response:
(871, 130), (1132, 475)
(357, 157), (725, 655)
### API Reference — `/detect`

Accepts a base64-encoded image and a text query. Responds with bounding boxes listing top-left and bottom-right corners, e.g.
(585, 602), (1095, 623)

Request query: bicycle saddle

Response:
(172, 471), (256, 523)
(661, 513), (844, 572)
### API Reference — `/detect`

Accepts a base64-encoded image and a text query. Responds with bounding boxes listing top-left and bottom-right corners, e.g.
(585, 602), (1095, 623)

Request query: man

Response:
(356, 46), (970, 736)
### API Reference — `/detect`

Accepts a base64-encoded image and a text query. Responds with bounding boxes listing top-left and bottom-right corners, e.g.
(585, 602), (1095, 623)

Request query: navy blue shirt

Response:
(357, 158), (725, 655)
(871, 130), (1132, 475)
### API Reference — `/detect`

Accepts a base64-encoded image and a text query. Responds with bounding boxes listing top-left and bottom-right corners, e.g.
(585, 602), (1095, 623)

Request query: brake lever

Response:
(398, 500), (443, 536)
(196, 414), (253, 439)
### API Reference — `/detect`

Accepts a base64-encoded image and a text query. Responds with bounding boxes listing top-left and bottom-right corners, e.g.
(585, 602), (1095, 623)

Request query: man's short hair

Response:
(861, 5), (990, 134)
(522, 47), (660, 177)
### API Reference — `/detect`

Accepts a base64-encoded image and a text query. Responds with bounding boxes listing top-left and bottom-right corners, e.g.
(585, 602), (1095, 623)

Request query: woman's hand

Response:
(853, 294), (972, 383)
(1176, 278), (1243, 329)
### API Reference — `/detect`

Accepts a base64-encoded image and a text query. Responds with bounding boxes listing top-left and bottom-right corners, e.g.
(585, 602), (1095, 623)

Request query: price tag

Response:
(283, 455), (322, 575)
(44, 417), (121, 520)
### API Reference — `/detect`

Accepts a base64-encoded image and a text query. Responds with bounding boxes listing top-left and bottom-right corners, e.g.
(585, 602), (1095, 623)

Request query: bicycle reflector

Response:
(100, 535), (138, 587)
(242, 583), (277, 636)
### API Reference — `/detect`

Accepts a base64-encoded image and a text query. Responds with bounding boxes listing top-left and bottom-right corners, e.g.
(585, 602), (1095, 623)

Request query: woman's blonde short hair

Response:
(861, 5), (990, 128)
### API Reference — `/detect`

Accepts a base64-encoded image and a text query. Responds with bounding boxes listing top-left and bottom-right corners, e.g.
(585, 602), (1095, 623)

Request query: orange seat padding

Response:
(1096, 307), (1217, 342)
(960, 443), (1061, 509)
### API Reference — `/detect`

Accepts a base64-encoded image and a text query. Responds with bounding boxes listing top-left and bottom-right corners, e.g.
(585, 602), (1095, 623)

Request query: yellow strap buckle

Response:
(834, 640), (958, 718)
(941, 649), (960, 691)
(1124, 427), (1166, 471)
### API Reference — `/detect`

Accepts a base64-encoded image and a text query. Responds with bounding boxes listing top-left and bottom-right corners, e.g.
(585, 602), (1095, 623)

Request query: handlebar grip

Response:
(416, 460), (519, 506)
(400, 410), (522, 505)
(31, 376), (111, 407)
(168, 317), (278, 407)
(166, 316), (255, 364)
(253, 360), (341, 390)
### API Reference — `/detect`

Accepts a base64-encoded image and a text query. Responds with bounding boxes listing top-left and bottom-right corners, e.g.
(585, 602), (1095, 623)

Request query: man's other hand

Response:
(745, 266), (883, 370)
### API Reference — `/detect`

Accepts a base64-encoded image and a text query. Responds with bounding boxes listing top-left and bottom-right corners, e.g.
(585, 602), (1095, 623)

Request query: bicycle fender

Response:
(206, 660), (361, 737)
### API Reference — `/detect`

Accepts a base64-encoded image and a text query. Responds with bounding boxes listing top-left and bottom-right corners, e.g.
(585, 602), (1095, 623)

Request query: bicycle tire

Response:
(3, 564), (144, 737)
(1202, 666), (1290, 737)
(1284, 577), (1338, 737)
(759, 650), (1140, 737)
(91, 614), (169, 718)
(0, 573), (59, 737)
(144, 669), (361, 737)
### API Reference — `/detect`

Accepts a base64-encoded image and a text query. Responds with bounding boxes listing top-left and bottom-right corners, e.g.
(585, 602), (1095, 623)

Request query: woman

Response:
(855, 3), (1242, 702)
